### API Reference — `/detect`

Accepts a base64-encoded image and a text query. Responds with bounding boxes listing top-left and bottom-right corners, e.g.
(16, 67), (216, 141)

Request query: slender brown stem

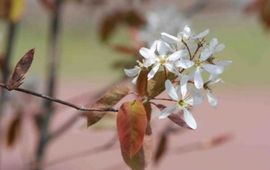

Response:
(191, 44), (202, 60)
(182, 39), (192, 60)
(0, 83), (118, 113)
(151, 97), (174, 102)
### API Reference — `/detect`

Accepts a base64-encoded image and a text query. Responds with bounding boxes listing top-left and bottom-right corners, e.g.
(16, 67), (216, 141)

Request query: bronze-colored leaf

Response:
(39, 0), (55, 10)
(7, 49), (34, 90)
(117, 100), (147, 157)
(99, 9), (145, 42)
(86, 84), (130, 126)
(111, 45), (138, 56)
(136, 68), (148, 97)
(147, 71), (176, 99)
(121, 147), (145, 170)
(6, 114), (22, 147)
(168, 112), (188, 128)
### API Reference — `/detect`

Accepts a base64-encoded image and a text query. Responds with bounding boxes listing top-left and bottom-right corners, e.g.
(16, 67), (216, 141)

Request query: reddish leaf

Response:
(111, 45), (138, 56)
(86, 85), (130, 126)
(39, 0), (55, 10)
(117, 100), (147, 157)
(147, 71), (176, 98)
(136, 68), (148, 97)
(6, 114), (22, 147)
(246, 0), (270, 29)
(121, 147), (145, 170)
(168, 112), (188, 128)
(7, 49), (34, 90)
(99, 9), (145, 42)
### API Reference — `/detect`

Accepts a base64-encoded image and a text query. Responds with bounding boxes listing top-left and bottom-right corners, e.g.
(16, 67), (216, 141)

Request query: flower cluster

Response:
(138, 6), (188, 45)
(124, 26), (231, 129)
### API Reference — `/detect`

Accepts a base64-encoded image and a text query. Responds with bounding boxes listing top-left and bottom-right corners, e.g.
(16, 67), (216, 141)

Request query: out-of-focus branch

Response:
(174, 133), (233, 154)
(0, 21), (18, 170)
(45, 134), (118, 167)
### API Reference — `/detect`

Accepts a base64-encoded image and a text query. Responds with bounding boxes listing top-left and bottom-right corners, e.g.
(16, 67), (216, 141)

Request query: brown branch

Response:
(45, 134), (118, 167)
(0, 83), (118, 113)
(182, 39), (192, 60)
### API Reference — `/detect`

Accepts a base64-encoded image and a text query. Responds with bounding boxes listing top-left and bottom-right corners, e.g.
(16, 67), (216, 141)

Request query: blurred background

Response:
(0, 0), (270, 170)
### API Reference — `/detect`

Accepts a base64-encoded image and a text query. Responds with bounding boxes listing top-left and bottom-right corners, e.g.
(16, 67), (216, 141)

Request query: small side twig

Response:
(0, 83), (118, 113)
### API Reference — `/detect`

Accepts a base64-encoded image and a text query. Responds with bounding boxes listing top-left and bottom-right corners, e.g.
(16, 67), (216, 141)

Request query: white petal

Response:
(165, 80), (179, 101)
(209, 38), (218, 50)
(182, 25), (192, 39)
(180, 74), (189, 97)
(143, 58), (155, 67)
(167, 50), (183, 61)
(164, 63), (175, 73)
(200, 48), (212, 61)
(147, 64), (160, 80)
(215, 44), (225, 53)
(139, 48), (155, 59)
(193, 29), (209, 39)
(207, 91), (218, 107)
(124, 67), (140, 77)
(175, 59), (194, 69)
(150, 41), (158, 52)
(194, 68), (203, 89)
(190, 90), (204, 105)
(159, 105), (178, 119)
(161, 32), (179, 44)
(183, 109), (197, 129)
(157, 40), (171, 55)
(202, 64), (224, 75)
(131, 76), (138, 84)
(215, 60), (232, 67)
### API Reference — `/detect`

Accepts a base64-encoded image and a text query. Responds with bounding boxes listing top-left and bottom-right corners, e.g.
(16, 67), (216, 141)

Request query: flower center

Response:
(178, 100), (187, 108)
(159, 55), (167, 65)
(194, 59), (201, 67)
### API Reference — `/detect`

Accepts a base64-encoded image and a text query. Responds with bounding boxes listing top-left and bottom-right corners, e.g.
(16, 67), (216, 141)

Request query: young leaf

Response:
(6, 113), (22, 147)
(86, 85), (130, 126)
(121, 147), (145, 170)
(147, 71), (176, 98)
(39, 0), (55, 10)
(7, 49), (34, 90)
(168, 112), (188, 128)
(136, 68), (148, 97)
(117, 100), (147, 157)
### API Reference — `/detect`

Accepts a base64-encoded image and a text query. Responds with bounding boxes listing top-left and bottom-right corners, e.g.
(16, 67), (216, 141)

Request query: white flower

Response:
(159, 80), (202, 129)
(142, 40), (184, 80)
(124, 65), (142, 84)
(161, 25), (209, 46)
(138, 7), (188, 45)
(200, 38), (225, 61)
(204, 75), (223, 107)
